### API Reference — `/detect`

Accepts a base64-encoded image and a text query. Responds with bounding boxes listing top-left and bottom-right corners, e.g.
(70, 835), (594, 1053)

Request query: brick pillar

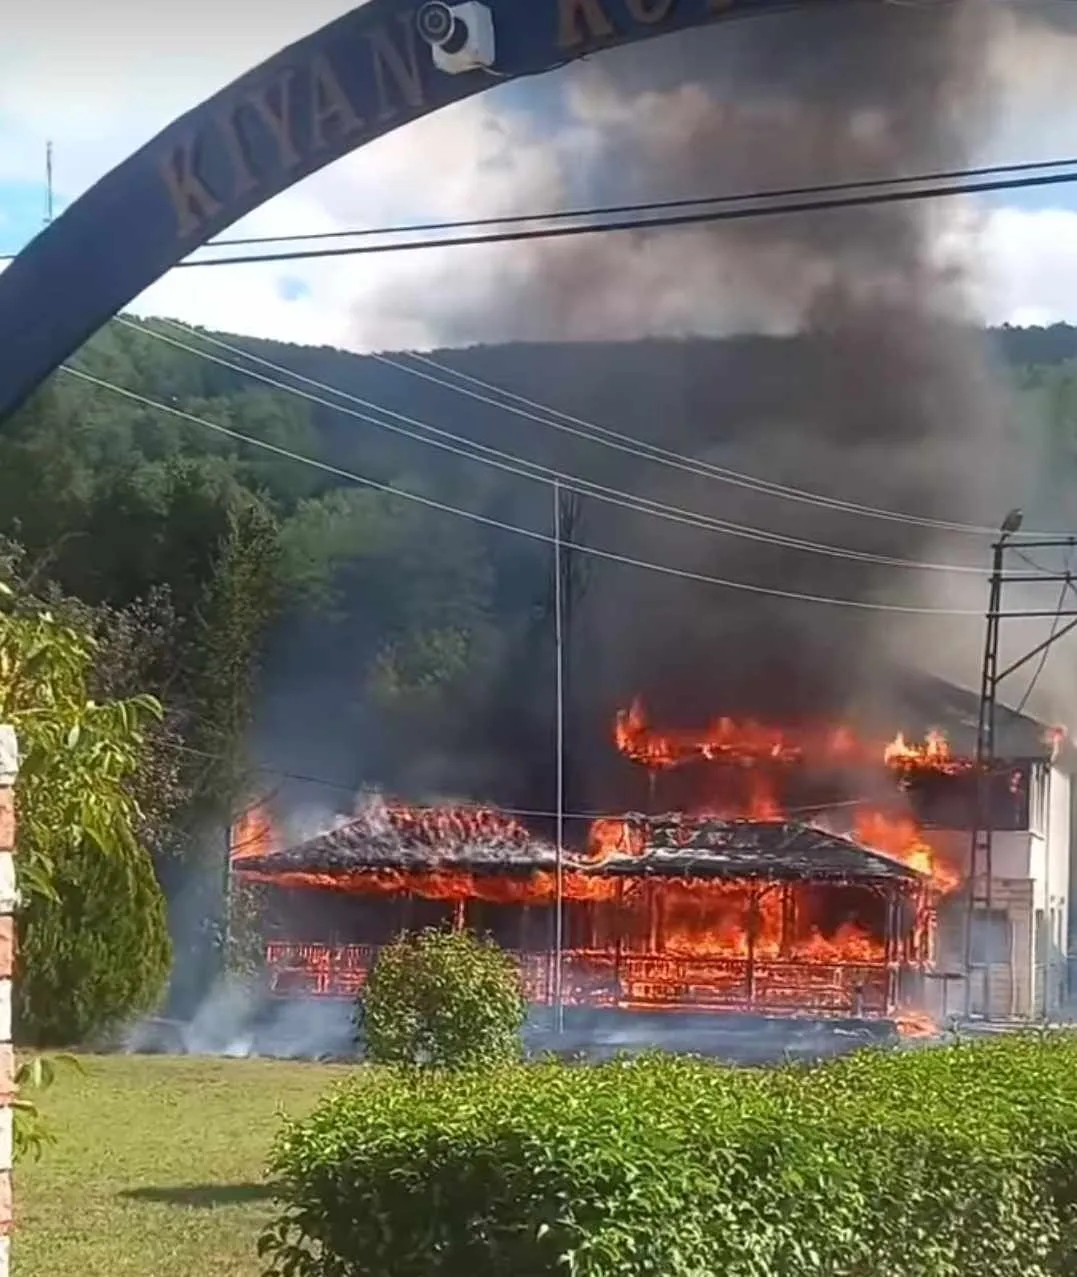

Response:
(0, 726), (18, 1277)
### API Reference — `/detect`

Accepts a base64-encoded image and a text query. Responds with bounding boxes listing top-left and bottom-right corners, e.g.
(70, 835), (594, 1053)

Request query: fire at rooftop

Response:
(232, 698), (1004, 1025)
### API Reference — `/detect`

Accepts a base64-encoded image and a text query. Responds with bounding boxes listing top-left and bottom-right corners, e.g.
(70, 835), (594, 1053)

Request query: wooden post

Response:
(779, 882), (794, 959)
(745, 886), (759, 1008)
(0, 726), (18, 1277)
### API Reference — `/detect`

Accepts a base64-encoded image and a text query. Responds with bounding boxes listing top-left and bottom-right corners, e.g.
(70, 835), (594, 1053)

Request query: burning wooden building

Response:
(232, 676), (1074, 1024)
(234, 802), (932, 1019)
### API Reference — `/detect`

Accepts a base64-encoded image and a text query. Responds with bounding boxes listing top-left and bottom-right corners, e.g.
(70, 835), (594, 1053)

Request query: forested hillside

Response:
(4, 317), (1077, 1003)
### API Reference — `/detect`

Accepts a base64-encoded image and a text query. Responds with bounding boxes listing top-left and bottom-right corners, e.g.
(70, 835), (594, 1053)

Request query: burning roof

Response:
(235, 803), (559, 877)
(235, 805), (923, 889)
(614, 676), (1066, 778)
(887, 672), (1065, 763)
(599, 816), (923, 884)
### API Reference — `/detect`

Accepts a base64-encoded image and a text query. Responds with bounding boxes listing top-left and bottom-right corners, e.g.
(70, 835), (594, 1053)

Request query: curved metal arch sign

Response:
(0, 0), (836, 423)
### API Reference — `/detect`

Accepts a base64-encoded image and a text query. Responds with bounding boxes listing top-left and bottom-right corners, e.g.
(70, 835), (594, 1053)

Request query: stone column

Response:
(0, 726), (18, 1277)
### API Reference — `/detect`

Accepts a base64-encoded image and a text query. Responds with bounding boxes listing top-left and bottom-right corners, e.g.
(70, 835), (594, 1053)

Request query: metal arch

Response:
(0, 0), (859, 426)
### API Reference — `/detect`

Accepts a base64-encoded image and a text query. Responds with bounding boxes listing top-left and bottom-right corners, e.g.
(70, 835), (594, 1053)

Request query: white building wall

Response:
(917, 763), (1071, 1020)
(1043, 764), (1070, 1010)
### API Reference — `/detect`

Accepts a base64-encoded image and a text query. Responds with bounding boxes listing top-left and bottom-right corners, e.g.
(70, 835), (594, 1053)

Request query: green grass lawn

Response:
(16, 1053), (348, 1277)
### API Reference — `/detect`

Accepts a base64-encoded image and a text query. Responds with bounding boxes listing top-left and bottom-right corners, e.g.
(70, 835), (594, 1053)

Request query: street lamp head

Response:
(1001, 508), (1024, 536)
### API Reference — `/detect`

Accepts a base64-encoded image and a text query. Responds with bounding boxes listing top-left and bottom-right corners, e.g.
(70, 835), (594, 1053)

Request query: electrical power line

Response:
(1013, 547), (1077, 715)
(161, 735), (888, 825)
(59, 361), (998, 615)
(176, 154), (1077, 250)
(4, 153), (1075, 264)
(170, 167), (1077, 269)
(165, 316), (990, 541)
(139, 316), (1006, 577)
(386, 349), (1064, 541)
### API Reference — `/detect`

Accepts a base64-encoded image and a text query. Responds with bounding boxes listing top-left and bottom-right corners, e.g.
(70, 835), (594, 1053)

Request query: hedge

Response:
(262, 1033), (1077, 1277)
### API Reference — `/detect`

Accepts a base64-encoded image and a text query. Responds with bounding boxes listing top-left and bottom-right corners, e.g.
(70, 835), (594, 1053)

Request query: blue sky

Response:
(0, 178), (59, 258)
(3, 0), (1077, 345)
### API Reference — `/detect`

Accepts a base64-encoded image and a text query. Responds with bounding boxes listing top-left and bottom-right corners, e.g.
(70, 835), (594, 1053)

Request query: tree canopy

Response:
(0, 576), (172, 1044)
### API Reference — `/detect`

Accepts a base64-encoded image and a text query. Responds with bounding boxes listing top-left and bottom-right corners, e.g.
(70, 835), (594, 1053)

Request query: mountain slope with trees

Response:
(3, 317), (1077, 1019)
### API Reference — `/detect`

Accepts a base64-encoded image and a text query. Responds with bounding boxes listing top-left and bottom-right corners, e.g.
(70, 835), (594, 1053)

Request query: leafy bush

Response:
(13, 1053), (84, 1162)
(263, 1033), (1077, 1277)
(15, 837), (172, 1047)
(358, 928), (526, 1069)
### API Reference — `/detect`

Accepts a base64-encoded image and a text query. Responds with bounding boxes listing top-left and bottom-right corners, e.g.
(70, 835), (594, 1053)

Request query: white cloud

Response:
(0, 1), (359, 187)
(4, 0), (1077, 352)
(973, 205), (1077, 326)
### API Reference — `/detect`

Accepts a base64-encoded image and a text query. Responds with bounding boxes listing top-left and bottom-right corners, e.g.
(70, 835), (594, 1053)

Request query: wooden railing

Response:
(263, 941), (898, 1016)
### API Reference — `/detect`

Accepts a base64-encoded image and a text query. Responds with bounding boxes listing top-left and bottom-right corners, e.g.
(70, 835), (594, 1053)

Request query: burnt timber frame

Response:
(259, 871), (926, 1017)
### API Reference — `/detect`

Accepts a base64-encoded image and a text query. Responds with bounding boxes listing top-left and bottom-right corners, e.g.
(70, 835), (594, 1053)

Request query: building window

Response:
(970, 909), (1011, 966)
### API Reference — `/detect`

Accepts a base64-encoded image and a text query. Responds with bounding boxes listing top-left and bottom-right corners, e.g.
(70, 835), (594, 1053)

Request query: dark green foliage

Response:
(15, 837), (172, 1048)
(263, 1033), (1077, 1277)
(358, 928), (526, 1069)
(0, 537), (190, 860)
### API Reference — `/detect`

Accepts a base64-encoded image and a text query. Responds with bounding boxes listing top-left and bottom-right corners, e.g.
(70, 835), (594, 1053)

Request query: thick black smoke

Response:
(276, 3), (1069, 819)
(390, 3), (1046, 810)
(513, 6), (1040, 788)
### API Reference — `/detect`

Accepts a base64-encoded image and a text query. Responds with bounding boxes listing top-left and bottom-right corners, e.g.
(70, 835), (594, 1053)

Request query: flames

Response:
(238, 698), (987, 1029)
(616, 696), (974, 779)
(230, 801), (279, 860)
(609, 699), (966, 893)
(850, 809), (959, 894)
(379, 803), (531, 847)
(615, 699), (827, 766)
(882, 730), (970, 775)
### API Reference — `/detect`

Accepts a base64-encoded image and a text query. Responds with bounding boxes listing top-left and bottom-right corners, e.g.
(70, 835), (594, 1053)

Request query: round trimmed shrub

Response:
(358, 927), (526, 1069)
(15, 839), (171, 1047)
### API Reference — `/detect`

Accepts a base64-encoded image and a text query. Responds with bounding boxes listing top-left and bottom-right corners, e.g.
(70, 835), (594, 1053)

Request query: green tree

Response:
(0, 579), (172, 1044)
(179, 496), (283, 832)
(0, 579), (164, 902)
(15, 833), (171, 1047)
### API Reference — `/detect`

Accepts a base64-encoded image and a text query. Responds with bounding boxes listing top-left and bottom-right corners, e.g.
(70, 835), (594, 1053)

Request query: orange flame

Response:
(616, 698), (976, 777)
(616, 698), (808, 769)
(379, 803), (530, 846)
(230, 801), (279, 861)
(851, 809), (959, 894)
(587, 818), (646, 860)
(895, 1009), (938, 1038)
(696, 774), (783, 822)
(881, 730), (971, 775)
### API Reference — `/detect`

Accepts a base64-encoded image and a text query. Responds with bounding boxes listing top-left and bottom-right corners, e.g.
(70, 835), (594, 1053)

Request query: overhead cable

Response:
(138, 316), (1004, 577)
(58, 362), (995, 616)
(189, 154), (1077, 250)
(385, 349), (1059, 540)
(171, 167), (1077, 269)
(5, 153), (1076, 265)
(163, 734), (876, 822)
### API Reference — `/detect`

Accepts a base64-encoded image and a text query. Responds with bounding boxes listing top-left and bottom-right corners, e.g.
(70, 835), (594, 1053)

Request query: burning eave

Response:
(235, 812), (926, 890)
(601, 816), (925, 886)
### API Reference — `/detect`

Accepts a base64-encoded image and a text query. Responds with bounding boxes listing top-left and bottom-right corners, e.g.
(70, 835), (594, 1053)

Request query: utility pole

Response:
(553, 481), (565, 1034)
(966, 538), (1004, 1016)
(966, 515), (1077, 1019)
(44, 142), (54, 226)
(223, 820), (234, 972)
